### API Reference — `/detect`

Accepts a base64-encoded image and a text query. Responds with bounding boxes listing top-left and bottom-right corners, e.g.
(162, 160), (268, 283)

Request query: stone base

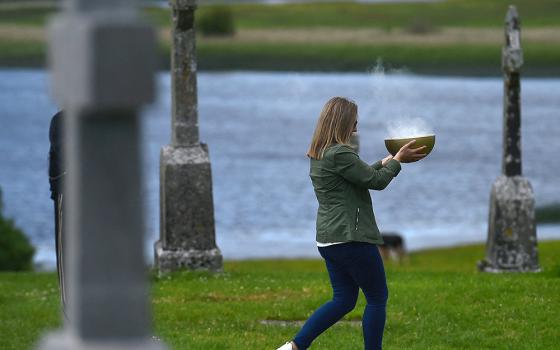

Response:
(477, 258), (541, 273)
(480, 175), (540, 273)
(154, 240), (222, 274)
(38, 331), (167, 350)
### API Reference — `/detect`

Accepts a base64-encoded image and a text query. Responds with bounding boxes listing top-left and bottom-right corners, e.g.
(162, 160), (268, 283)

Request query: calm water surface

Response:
(0, 69), (558, 269)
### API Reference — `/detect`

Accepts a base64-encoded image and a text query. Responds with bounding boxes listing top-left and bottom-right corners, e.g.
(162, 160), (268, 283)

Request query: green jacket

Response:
(309, 143), (402, 245)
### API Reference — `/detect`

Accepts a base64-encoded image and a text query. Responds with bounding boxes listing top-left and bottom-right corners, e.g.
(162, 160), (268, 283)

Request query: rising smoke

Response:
(366, 58), (435, 139)
(385, 117), (435, 139)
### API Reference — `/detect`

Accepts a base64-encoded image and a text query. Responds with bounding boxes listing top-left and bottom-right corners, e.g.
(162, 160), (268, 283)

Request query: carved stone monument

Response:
(154, 0), (223, 273)
(38, 0), (166, 348)
(477, 6), (540, 273)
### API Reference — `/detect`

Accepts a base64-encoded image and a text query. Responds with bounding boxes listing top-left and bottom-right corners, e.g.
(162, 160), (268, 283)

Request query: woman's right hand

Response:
(393, 140), (427, 163)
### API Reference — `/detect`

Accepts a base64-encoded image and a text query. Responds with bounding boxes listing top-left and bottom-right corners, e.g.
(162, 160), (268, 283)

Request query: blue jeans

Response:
(293, 241), (388, 350)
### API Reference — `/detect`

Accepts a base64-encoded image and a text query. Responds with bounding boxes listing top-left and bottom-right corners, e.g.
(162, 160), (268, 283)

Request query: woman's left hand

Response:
(381, 154), (393, 166)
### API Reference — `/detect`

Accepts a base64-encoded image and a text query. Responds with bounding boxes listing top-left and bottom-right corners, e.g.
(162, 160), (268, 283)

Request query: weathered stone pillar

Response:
(38, 0), (166, 348)
(477, 6), (540, 273)
(154, 0), (223, 273)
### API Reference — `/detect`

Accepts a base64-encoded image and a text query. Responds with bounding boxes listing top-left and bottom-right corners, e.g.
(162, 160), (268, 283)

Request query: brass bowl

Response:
(384, 134), (435, 162)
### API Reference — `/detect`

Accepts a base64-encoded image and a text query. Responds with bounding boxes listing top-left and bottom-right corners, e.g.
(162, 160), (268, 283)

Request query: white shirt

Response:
(316, 241), (347, 247)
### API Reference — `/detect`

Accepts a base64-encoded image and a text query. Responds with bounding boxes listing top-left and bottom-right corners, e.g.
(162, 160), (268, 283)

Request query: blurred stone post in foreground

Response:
(38, 0), (166, 348)
(478, 6), (540, 273)
(154, 0), (223, 273)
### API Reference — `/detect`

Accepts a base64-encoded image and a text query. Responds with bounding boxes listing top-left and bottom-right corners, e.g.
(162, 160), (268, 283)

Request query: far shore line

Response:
(1, 66), (560, 78)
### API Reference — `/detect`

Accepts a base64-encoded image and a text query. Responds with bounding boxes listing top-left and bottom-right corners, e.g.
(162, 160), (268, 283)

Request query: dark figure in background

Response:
(48, 110), (67, 317)
(378, 233), (406, 264)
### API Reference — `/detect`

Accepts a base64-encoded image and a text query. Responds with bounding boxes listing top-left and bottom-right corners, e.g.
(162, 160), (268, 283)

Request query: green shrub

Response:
(197, 5), (235, 37)
(0, 187), (35, 271)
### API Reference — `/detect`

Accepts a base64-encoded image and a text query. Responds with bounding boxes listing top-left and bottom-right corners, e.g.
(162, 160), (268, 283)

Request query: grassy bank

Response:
(1, 240), (559, 349)
(195, 41), (560, 76)
(1, 1), (560, 75)
(4, 40), (560, 76)
(5, 1), (560, 29)
(537, 203), (560, 224)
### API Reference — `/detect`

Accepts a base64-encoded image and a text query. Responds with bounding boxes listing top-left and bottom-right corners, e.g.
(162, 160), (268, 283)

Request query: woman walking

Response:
(276, 97), (426, 350)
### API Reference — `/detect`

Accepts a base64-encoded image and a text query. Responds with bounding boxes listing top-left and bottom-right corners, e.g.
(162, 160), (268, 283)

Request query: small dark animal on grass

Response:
(378, 232), (406, 263)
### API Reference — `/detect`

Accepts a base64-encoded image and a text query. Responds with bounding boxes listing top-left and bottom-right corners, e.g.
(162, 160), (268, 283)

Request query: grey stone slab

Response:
(38, 0), (165, 348)
(159, 144), (219, 252)
(479, 6), (539, 273)
(501, 6), (523, 177)
(49, 15), (156, 110)
(68, 114), (152, 338)
(502, 73), (522, 176)
(479, 176), (540, 272)
(155, 241), (223, 273)
(502, 6), (523, 73)
(156, 0), (222, 273)
(39, 331), (166, 350)
(171, 4), (198, 145)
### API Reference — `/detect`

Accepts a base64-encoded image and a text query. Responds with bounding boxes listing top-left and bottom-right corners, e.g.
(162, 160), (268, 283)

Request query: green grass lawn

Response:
(1, 240), (559, 349)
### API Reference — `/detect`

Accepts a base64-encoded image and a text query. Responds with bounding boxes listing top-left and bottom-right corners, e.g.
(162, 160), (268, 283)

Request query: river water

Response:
(0, 69), (558, 269)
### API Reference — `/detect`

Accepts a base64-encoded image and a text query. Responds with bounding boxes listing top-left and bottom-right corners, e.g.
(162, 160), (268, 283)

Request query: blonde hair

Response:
(306, 96), (357, 160)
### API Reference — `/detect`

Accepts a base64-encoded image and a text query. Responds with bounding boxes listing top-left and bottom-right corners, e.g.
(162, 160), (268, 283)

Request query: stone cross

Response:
(477, 6), (540, 273)
(154, 0), (223, 273)
(38, 0), (167, 348)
